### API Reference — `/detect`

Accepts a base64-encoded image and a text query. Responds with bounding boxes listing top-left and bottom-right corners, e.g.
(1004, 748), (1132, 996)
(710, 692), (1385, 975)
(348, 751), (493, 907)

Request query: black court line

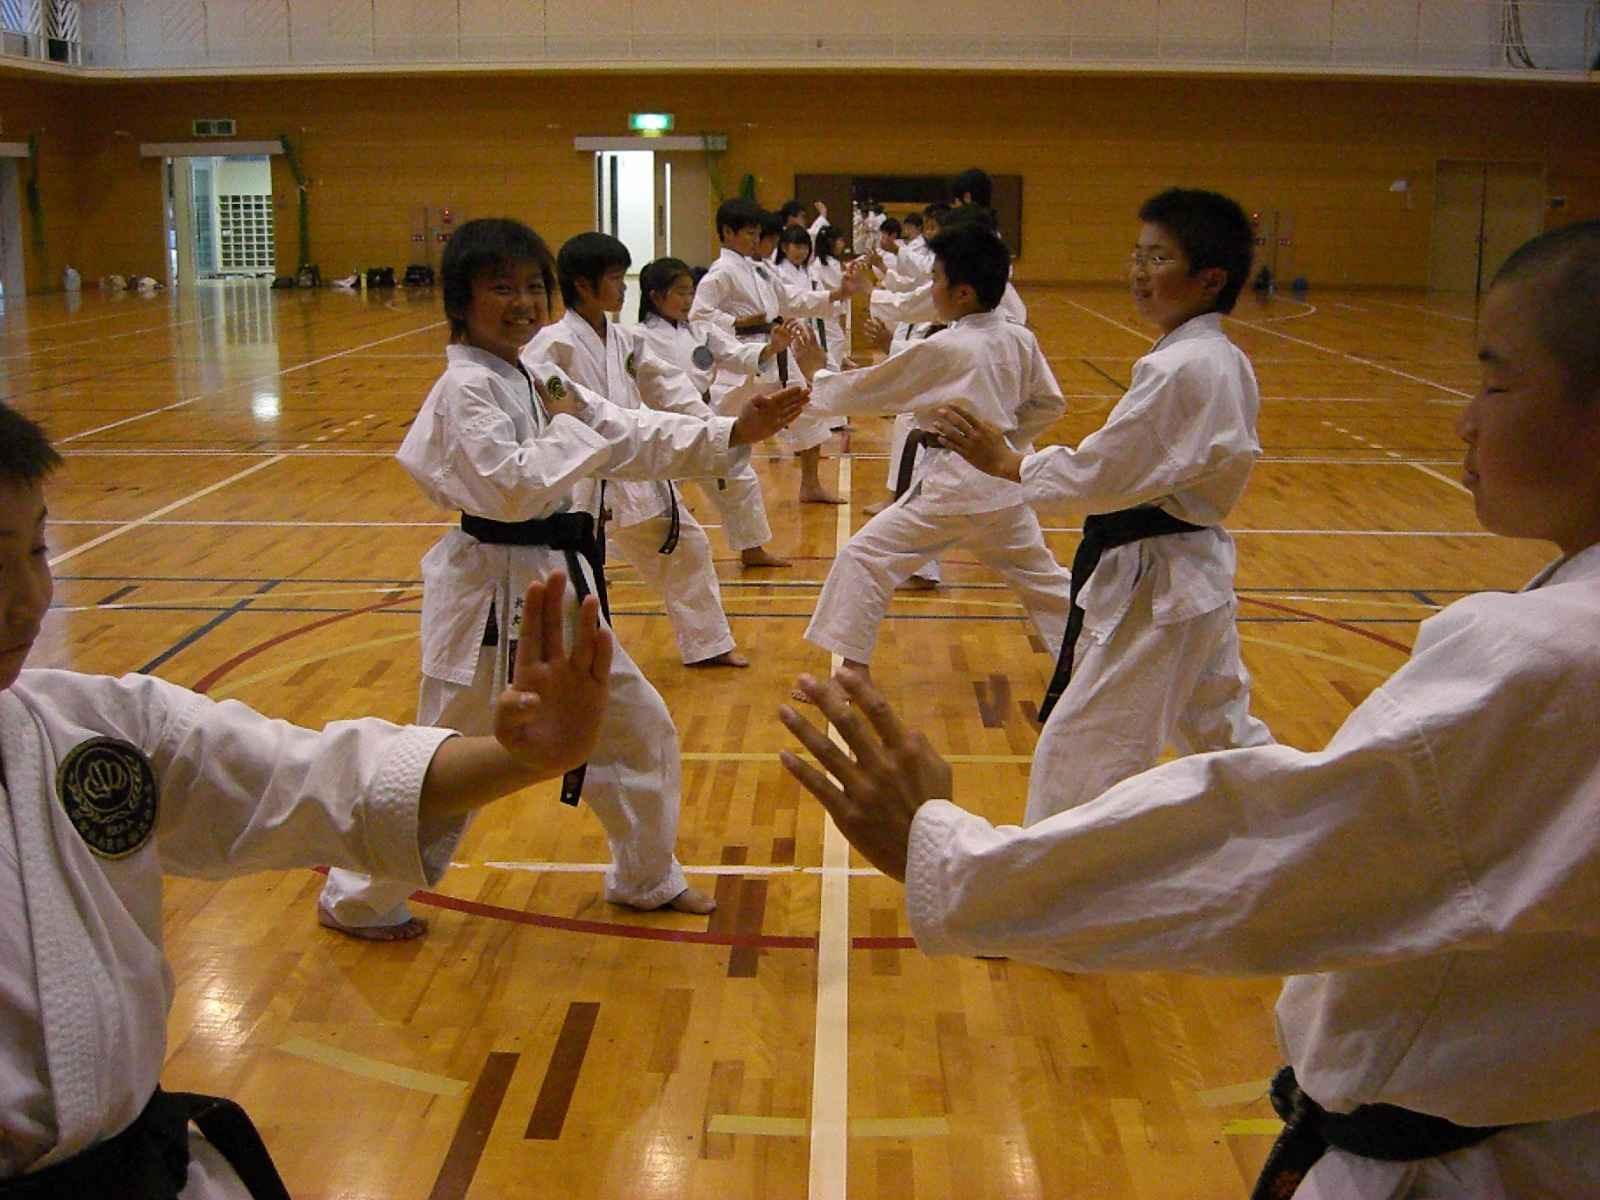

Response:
(97, 585), (138, 606)
(1079, 357), (1129, 392)
(135, 580), (279, 674)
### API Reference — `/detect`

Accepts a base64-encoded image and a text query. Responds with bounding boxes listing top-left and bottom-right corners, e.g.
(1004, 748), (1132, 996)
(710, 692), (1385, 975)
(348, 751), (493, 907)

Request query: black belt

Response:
(658, 483), (681, 554)
(736, 320), (788, 386)
(1251, 1066), (1508, 1199)
(892, 429), (942, 498)
(463, 511), (609, 807)
(0, 1088), (289, 1199)
(1037, 505), (1208, 723)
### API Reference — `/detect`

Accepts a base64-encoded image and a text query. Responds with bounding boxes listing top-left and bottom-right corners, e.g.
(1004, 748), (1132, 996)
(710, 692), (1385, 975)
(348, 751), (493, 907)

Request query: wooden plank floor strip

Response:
(524, 1001), (602, 1141)
(424, 1051), (519, 1200)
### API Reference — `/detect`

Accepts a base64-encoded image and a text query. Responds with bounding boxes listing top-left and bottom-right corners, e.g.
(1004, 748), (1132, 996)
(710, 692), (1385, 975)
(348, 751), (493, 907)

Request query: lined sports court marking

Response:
(810, 455), (855, 1200)
(1227, 314), (1472, 401)
(275, 1036), (469, 1096)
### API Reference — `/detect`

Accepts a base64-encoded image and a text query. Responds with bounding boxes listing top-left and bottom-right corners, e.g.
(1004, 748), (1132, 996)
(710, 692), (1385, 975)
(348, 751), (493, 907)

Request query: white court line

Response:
(0, 301), (187, 337)
(1061, 297), (1151, 343)
(61, 450), (397, 458)
(58, 319), (445, 443)
(1359, 296), (1477, 324)
(0, 312), (217, 360)
(810, 456), (853, 1200)
(48, 518), (449, 528)
(477, 860), (881, 878)
(1260, 300), (1318, 323)
(1408, 462), (1472, 495)
(1039, 526), (1490, 537)
(1224, 313), (1472, 401)
(48, 415), (386, 566)
(1255, 456), (1459, 465)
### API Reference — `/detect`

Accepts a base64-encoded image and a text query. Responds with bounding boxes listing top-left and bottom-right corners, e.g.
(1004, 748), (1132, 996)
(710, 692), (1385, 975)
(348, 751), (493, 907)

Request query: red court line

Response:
(1237, 595), (1413, 654)
(191, 591), (418, 692)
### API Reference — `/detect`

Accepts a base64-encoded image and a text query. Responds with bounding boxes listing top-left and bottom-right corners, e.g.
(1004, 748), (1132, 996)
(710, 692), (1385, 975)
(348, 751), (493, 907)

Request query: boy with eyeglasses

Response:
(931, 187), (1274, 825)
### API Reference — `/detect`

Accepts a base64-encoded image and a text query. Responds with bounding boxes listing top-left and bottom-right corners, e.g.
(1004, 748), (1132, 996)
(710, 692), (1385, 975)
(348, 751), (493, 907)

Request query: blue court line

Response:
(135, 580), (279, 674)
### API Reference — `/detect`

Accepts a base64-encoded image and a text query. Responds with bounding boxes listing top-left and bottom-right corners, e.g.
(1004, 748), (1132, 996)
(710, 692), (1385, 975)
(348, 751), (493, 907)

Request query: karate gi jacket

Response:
(398, 344), (747, 686)
(871, 278), (1028, 327)
(636, 314), (715, 396)
(1017, 311), (1260, 640)
(688, 248), (835, 410)
(907, 545), (1600, 1196)
(806, 310), (1064, 515)
(0, 670), (458, 1191)
(526, 311), (713, 528)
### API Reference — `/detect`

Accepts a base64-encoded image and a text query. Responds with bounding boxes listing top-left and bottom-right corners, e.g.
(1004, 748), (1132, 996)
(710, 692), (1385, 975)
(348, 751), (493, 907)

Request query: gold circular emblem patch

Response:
(545, 374), (568, 400)
(624, 351), (637, 378)
(56, 737), (159, 859)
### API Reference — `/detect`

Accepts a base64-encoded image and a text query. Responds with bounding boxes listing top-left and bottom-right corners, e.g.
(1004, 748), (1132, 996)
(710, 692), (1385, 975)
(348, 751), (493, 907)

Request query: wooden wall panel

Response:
(3, 67), (1596, 293)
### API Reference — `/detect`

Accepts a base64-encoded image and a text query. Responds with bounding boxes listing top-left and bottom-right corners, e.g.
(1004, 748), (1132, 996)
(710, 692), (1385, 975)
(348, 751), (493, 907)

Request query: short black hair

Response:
(814, 224), (845, 266)
(1493, 220), (1600, 403)
(939, 204), (998, 237)
(775, 225), (812, 266)
(441, 218), (556, 339)
(879, 216), (902, 239)
(923, 202), (951, 224)
(928, 224), (1008, 311)
(950, 168), (993, 208)
(0, 403), (62, 486)
(757, 209), (783, 238)
(778, 200), (806, 223)
(638, 256), (693, 323)
(902, 212), (924, 232)
(557, 231), (631, 309)
(716, 198), (763, 242)
(1136, 188), (1254, 314)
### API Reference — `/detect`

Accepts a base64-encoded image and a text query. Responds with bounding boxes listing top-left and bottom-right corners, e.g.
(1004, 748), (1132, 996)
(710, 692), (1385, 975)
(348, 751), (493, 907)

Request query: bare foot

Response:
(898, 574), (939, 590)
(800, 486), (845, 504)
(740, 547), (791, 568)
(317, 905), (428, 942)
(862, 498), (892, 516)
(687, 649), (750, 668)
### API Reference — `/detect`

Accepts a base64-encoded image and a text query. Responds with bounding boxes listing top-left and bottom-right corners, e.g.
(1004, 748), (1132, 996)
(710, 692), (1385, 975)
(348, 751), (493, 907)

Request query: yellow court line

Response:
(710, 1115), (809, 1137)
(1223, 1118), (1286, 1137)
(275, 1036), (469, 1097)
(1196, 1079), (1273, 1108)
(1245, 595), (1439, 612)
(209, 633), (418, 698)
(1237, 635), (1396, 679)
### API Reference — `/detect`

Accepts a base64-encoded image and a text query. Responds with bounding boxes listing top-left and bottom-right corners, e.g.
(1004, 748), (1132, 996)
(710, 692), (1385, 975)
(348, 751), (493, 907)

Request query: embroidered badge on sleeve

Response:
(56, 737), (159, 859)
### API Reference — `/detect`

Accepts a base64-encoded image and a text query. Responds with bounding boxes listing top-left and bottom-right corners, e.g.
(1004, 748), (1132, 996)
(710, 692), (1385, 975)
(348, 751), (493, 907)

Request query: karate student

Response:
(797, 223), (1073, 683)
(780, 219), (1600, 1200)
(318, 218), (810, 938)
(772, 224), (813, 294)
(931, 188), (1273, 824)
(778, 197), (830, 242)
(527, 233), (747, 668)
(0, 402), (616, 1196)
(809, 225), (852, 372)
(868, 205), (1027, 328)
(634, 255), (789, 569)
(689, 198), (859, 506)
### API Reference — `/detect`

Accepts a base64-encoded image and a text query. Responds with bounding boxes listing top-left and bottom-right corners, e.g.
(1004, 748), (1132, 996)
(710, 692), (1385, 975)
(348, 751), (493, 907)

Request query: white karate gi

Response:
(319, 344), (749, 927)
(803, 310), (1072, 663)
(878, 323), (944, 585)
(907, 546), (1600, 1199)
(1, 669), (458, 1195)
(1018, 311), (1273, 824)
(527, 311), (734, 664)
(808, 256), (850, 371)
(689, 247), (836, 454)
(635, 312), (773, 551)
(880, 236), (932, 293)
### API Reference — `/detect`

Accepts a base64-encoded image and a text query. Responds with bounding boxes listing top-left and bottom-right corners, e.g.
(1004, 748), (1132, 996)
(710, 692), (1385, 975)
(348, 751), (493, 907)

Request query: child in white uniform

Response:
(634, 256), (788, 569)
(780, 218), (1600, 1200)
(0, 400), (615, 1196)
(318, 219), (810, 938)
(932, 189), (1274, 824)
(527, 233), (746, 668)
(799, 225), (1073, 682)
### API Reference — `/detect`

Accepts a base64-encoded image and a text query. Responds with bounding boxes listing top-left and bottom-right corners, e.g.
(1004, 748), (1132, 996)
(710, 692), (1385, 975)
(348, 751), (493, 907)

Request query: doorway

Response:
(1429, 160), (1544, 295)
(0, 158), (24, 303)
(592, 148), (713, 308)
(165, 154), (277, 288)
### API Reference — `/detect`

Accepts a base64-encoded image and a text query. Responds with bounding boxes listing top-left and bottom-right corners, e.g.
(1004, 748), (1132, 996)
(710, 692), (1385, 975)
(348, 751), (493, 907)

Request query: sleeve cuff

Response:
(904, 799), (968, 956)
(368, 725), (462, 885)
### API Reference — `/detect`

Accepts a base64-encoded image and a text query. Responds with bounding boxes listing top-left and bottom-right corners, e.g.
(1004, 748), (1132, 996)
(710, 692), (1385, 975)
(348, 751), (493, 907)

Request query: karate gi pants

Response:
(606, 508), (736, 664)
(805, 499), (1071, 664)
(685, 461), (772, 552)
(882, 413), (941, 583)
(1025, 567), (1274, 826)
(319, 632), (689, 925)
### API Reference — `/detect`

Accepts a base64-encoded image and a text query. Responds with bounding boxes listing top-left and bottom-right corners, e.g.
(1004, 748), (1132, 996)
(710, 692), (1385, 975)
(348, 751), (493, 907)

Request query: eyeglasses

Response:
(1127, 250), (1179, 271)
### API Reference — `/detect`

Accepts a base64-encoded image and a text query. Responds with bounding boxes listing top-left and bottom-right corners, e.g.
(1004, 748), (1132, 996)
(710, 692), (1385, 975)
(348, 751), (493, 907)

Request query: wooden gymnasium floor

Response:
(4, 278), (1549, 1200)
